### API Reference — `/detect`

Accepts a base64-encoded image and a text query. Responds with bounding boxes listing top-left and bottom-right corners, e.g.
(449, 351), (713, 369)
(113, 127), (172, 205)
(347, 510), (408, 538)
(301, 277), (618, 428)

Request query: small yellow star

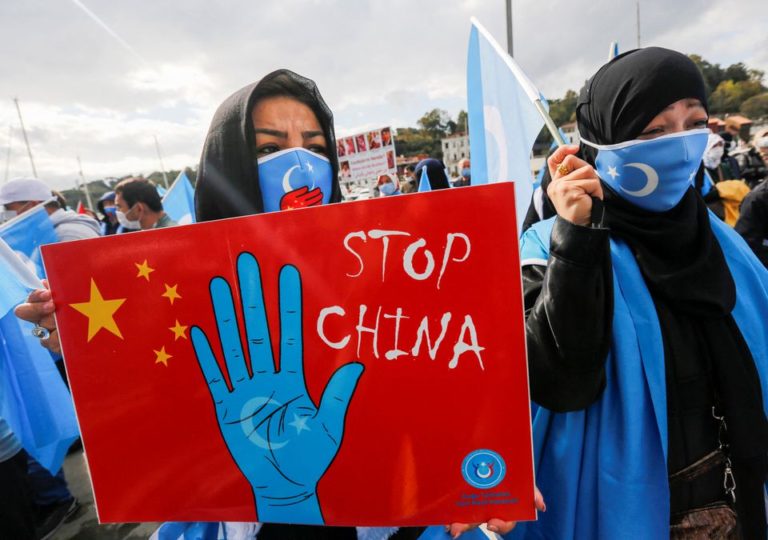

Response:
(135, 260), (155, 281)
(154, 346), (173, 367)
(169, 320), (188, 341)
(162, 284), (182, 305)
(70, 279), (126, 341)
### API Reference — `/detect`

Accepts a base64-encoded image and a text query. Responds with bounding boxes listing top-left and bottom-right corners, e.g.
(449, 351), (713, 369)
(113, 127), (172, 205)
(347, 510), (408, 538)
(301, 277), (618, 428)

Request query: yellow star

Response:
(169, 320), (188, 341)
(69, 279), (126, 341)
(154, 346), (173, 367)
(135, 260), (155, 281)
(162, 284), (182, 305)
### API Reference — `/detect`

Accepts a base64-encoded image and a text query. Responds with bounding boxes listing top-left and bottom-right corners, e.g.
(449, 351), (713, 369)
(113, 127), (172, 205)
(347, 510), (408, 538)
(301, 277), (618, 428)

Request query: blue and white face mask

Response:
(581, 128), (709, 212)
(255, 147), (333, 213)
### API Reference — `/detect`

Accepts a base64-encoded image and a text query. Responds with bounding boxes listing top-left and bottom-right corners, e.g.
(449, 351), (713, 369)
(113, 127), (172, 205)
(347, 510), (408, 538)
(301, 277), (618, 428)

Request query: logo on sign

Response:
(461, 449), (506, 489)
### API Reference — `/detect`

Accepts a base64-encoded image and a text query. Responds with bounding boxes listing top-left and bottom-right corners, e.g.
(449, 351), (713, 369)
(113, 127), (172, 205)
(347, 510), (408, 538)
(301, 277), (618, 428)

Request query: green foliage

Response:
(740, 92), (768, 119)
(709, 79), (765, 114)
(689, 54), (766, 113)
(395, 109), (469, 159)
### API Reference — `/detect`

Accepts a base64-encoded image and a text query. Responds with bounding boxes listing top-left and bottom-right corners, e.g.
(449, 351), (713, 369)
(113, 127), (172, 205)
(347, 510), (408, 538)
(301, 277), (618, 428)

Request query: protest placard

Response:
(337, 126), (397, 183)
(42, 183), (534, 525)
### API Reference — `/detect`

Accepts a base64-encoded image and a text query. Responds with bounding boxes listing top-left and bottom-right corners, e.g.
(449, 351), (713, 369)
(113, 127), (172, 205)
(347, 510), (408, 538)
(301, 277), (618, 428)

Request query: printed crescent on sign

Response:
(42, 184), (535, 525)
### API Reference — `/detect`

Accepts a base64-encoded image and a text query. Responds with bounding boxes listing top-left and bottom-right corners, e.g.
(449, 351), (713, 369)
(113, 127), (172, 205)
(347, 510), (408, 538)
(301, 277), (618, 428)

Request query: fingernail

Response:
(44, 301), (55, 311)
(542, 503), (547, 512)
(488, 525), (498, 532)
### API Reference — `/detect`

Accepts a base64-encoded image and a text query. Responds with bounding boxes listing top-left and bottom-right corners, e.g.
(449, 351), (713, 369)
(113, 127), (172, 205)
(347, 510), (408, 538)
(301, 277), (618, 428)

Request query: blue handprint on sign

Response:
(190, 252), (364, 524)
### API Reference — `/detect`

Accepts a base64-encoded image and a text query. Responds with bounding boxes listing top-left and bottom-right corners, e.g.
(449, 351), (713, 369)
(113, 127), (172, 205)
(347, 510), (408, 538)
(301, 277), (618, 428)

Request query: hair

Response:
(404, 165), (415, 173)
(115, 178), (163, 212)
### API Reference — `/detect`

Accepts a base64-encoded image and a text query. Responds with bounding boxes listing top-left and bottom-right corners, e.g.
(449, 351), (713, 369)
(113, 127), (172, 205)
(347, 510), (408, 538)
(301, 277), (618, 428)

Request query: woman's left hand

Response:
(446, 487), (546, 538)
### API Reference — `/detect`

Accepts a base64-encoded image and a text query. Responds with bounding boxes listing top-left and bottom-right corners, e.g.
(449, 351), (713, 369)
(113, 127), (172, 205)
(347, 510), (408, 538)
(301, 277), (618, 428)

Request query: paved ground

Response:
(53, 448), (158, 539)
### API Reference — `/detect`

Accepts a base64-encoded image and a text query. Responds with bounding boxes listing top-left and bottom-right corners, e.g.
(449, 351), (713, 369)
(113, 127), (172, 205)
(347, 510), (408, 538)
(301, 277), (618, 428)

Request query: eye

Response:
(255, 143), (281, 157)
(307, 144), (328, 156)
(690, 118), (708, 129)
(638, 126), (665, 138)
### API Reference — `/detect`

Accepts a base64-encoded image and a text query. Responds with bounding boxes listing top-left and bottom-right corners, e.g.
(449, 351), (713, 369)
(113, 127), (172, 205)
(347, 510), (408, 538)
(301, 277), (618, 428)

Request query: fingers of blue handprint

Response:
(210, 276), (250, 387)
(190, 326), (229, 404)
(317, 362), (364, 443)
(237, 253), (275, 375)
(278, 265), (303, 377)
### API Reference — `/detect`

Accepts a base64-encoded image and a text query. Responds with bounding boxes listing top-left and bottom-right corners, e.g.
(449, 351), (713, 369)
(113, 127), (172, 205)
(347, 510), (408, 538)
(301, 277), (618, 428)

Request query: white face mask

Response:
(703, 145), (724, 169)
(116, 206), (141, 229)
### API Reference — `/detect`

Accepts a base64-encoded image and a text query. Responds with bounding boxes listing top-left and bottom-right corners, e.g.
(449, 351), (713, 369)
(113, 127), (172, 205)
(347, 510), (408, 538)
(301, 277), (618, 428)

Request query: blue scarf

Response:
(511, 215), (768, 539)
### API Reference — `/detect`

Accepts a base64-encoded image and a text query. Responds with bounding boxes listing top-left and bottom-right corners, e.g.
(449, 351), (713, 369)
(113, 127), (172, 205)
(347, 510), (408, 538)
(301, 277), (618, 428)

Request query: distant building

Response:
(560, 122), (580, 145)
(441, 132), (470, 175)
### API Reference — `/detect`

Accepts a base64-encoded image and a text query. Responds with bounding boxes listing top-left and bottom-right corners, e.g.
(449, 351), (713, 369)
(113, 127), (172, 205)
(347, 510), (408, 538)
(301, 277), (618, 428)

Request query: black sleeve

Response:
(523, 217), (613, 412)
(735, 186), (768, 268)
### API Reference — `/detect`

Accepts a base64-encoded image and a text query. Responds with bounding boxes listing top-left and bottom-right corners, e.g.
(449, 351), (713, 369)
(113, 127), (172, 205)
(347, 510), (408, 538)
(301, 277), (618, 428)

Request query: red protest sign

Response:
(42, 183), (534, 526)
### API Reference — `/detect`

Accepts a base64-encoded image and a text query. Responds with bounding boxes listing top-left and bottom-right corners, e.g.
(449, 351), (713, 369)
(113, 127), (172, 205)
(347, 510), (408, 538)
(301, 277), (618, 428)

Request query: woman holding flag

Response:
(518, 47), (768, 538)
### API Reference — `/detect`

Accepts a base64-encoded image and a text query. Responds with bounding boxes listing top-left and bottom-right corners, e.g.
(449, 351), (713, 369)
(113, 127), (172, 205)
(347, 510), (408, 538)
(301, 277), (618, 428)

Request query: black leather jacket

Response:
(523, 217), (613, 412)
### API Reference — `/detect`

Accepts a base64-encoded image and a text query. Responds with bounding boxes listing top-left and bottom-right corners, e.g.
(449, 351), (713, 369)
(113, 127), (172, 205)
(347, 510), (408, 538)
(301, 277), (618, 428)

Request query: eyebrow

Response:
(253, 128), (324, 139)
(663, 100), (705, 111)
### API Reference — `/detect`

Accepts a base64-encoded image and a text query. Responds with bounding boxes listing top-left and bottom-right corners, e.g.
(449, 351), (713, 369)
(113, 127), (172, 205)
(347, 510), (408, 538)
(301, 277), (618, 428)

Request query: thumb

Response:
(317, 362), (364, 441)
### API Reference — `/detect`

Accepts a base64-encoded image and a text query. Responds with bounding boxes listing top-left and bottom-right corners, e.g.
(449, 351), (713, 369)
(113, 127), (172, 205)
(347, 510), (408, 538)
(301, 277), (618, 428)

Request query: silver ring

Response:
(31, 325), (50, 339)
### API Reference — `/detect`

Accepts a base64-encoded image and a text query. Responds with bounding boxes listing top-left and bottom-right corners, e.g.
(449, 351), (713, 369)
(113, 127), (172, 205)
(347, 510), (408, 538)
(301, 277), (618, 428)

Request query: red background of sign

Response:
(42, 183), (534, 525)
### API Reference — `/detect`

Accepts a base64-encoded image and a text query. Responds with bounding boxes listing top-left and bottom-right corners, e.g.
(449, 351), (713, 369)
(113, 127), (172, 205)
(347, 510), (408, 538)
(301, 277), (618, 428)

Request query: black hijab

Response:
(195, 69), (342, 222)
(414, 158), (451, 190)
(575, 47), (734, 314)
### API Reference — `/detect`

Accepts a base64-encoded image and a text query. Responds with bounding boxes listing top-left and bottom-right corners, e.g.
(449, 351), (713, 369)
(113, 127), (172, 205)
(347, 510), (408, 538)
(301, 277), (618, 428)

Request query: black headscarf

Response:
(414, 158), (451, 190)
(195, 69), (342, 222)
(576, 49), (768, 527)
(575, 47), (732, 313)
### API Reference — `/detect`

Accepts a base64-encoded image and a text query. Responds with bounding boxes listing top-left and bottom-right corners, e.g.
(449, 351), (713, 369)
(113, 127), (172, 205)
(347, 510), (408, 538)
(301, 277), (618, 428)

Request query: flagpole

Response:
(4, 125), (11, 183)
(13, 98), (37, 178)
(153, 135), (170, 189)
(534, 101), (567, 147)
(76, 156), (95, 210)
(505, 0), (513, 56)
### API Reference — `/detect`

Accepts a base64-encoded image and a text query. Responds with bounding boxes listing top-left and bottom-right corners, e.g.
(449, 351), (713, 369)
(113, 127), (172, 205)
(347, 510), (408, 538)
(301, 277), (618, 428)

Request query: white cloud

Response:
(1, 0), (765, 190)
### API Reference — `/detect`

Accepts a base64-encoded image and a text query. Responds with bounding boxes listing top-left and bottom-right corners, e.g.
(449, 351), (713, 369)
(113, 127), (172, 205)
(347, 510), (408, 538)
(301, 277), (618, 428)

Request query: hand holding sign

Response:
(191, 252), (364, 524)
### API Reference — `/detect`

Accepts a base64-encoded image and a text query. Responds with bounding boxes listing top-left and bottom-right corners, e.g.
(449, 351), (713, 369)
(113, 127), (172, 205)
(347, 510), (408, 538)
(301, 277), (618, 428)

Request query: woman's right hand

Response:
(546, 145), (603, 226)
(15, 280), (61, 355)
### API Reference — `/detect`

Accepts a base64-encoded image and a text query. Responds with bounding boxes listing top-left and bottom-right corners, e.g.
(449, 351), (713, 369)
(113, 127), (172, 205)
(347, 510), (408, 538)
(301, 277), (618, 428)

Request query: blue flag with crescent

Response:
(467, 17), (546, 232)
(0, 239), (78, 474)
(162, 171), (197, 225)
(0, 204), (58, 278)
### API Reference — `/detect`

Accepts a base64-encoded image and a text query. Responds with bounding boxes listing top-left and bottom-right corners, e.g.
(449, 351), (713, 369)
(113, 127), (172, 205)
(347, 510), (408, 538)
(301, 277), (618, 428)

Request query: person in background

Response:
(732, 138), (768, 189)
(377, 174), (400, 196)
(96, 191), (136, 235)
(114, 178), (176, 230)
(0, 177), (100, 241)
(453, 158), (471, 187)
(734, 177), (768, 268)
(0, 416), (35, 539)
(400, 165), (417, 193)
(413, 158), (450, 190)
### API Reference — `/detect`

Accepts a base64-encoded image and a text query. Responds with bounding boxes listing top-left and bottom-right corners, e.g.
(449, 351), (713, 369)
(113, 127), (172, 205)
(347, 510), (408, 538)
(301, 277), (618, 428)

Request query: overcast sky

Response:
(1, 0), (766, 190)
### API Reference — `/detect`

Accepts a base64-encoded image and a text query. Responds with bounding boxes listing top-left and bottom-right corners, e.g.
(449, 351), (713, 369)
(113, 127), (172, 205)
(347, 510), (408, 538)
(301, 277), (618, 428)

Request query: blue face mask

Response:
(379, 182), (398, 196)
(461, 168), (471, 178)
(256, 147), (333, 213)
(581, 128), (709, 212)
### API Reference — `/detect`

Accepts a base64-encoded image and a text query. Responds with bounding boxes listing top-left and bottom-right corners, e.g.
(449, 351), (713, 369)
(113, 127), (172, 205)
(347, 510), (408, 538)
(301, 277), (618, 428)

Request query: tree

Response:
(709, 79), (765, 114)
(740, 92), (768, 119)
(417, 109), (451, 139)
(456, 110), (468, 133)
(548, 89), (578, 126)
